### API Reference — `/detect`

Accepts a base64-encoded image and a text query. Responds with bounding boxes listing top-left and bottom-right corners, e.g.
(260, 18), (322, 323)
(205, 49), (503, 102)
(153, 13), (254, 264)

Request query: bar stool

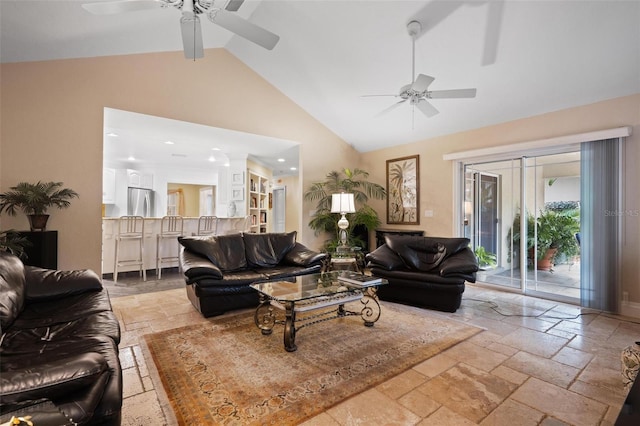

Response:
(114, 215), (145, 282)
(156, 215), (184, 279)
(197, 215), (218, 236)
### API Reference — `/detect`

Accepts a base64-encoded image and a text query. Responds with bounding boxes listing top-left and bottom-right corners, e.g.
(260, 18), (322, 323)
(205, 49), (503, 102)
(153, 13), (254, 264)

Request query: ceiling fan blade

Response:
(482, 0), (504, 65)
(416, 99), (439, 117)
(376, 100), (407, 117)
(429, 88), (477, 99)
(224, 0), (245, 12)
(81, 0), (161, 15)
(210, 9), (279, 50)
(181, 12), (204, 59)
(411, 74), (435, 93)
(360, 94), (398, 98)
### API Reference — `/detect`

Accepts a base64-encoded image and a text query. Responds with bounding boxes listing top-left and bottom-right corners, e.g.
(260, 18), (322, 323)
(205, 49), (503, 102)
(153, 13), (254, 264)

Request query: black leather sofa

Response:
(178, 231), (327, 317)
(0, 251), (122, 425)
(365, 235), (479, 312)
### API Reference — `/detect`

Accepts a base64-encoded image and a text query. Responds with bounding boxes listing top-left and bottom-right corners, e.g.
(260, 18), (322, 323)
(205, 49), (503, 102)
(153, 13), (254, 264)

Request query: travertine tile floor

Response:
(109, 279), (638, 425)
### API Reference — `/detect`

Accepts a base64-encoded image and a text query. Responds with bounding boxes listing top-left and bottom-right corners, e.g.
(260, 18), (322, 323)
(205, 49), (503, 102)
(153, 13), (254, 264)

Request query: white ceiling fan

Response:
(82, 0), (280, 59)
(364, 20), (477, 120)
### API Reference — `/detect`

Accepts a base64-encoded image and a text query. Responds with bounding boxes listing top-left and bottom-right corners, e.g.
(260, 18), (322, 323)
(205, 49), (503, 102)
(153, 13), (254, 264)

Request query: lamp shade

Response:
(331, 193), (356, 214)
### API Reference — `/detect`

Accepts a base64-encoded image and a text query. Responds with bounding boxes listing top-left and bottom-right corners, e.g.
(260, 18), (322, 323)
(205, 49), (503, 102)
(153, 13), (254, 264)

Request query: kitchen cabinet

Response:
(127, 169), (153, 189)
(103, 167), (116, 204)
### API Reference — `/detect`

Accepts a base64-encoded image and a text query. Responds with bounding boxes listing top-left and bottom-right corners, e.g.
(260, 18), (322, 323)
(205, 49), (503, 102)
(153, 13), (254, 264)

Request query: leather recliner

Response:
(0, 251), (122, 425)
(365, 235), (479, 312)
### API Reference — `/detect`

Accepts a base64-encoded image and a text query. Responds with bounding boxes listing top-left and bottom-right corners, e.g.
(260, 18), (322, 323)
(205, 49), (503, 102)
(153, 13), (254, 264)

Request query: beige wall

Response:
(0, 48), (359, 271)
(361, 94), (640, 304)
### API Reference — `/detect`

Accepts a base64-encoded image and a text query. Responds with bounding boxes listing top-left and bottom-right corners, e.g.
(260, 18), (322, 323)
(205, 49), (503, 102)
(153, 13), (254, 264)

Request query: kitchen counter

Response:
(101, 216), (249, 276)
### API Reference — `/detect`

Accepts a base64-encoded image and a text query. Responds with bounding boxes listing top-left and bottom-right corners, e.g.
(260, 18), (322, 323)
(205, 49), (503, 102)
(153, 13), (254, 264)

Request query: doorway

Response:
(272, 186), (286, 233)
(463, 151), (581, 303)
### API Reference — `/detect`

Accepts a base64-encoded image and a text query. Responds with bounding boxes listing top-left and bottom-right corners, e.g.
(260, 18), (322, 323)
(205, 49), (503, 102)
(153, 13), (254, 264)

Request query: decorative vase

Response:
(27, 214), (49, 231)
(621, 341), (640, 390)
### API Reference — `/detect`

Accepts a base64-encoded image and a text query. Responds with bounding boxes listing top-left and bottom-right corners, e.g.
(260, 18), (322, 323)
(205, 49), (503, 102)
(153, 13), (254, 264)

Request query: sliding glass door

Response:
(463, 152), (581, 303)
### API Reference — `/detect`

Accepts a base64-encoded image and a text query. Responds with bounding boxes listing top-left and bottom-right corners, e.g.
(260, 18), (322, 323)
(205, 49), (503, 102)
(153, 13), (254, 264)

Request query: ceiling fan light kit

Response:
(82, 0), (280, 59)
(364, 19), (477, 121)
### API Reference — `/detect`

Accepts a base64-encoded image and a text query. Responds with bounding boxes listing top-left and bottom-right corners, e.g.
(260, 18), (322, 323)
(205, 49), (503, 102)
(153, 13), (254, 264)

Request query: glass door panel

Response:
(464, 159), (521, 290)
(524, 153), (581, 302)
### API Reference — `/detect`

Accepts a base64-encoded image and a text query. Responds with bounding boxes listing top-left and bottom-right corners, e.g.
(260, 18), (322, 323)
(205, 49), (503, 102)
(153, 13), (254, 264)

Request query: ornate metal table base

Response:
(254, 288), (382, 352)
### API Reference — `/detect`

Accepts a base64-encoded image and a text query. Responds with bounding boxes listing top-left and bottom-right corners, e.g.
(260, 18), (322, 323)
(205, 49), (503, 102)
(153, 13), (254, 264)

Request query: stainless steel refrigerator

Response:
(127, 187), (154, 217)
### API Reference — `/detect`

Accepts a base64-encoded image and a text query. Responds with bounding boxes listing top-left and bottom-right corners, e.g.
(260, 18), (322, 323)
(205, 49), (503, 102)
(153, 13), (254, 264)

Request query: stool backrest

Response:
(197, 216), (218, 236)
(117, 215), (144, 238)
(160, 215), (183, 236)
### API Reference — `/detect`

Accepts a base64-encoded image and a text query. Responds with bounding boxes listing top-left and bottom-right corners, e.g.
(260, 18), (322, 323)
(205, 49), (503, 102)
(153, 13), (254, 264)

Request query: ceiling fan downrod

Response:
(407, 20), (421, 85)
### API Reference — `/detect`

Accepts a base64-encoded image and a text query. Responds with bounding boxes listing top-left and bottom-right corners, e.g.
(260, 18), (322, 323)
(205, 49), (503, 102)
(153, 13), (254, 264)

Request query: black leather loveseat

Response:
(178, 231), (327, 317)
(365, 235), (479, 312)
(0, 251), (122, 425)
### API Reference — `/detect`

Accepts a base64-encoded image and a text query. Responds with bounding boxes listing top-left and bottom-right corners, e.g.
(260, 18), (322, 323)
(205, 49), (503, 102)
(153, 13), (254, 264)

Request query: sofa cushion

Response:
(0, 251), (26, 331)
(385, 235), (447, 272)
(244, 232), (297, 268)
(25, 267), (103, 301)
(179, 234), (247, 272)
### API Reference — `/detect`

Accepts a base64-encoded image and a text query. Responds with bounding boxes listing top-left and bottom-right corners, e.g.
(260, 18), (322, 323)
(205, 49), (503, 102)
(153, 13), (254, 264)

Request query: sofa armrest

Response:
(283, 243), (327, 267)
(179, 248), (223, 281)
(365, 245), (405, 271)
(0, 352), (107, 406)
(439, 247), (479, 277)
(24, 267), (103, 302)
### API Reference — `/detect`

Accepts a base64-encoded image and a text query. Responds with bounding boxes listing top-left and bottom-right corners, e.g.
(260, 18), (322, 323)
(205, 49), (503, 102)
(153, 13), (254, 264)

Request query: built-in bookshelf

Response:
(248, 170), (269, 233)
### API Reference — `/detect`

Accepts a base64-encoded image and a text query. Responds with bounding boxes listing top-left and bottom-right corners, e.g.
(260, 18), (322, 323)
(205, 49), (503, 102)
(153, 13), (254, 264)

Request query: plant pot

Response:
(528, 247), (557, 271)
(28, 214), (50, 231)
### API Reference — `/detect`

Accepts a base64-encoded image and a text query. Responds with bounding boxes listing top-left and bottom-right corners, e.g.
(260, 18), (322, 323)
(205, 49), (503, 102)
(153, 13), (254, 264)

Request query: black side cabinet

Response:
(20, 231), (58, 269)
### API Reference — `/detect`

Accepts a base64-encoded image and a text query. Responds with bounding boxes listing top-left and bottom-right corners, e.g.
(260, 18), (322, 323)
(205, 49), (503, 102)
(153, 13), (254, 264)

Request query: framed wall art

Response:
(232, 172), (244, 185)
(386, 155), (420, 224)
(232, 189), (244, 201)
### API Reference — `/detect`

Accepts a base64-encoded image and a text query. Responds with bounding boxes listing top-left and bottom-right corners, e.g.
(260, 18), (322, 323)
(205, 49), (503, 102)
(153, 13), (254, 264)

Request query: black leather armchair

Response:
(178, 231), (327, 317)
(366, 235), (479, 312)
(0, 251), (121, 425)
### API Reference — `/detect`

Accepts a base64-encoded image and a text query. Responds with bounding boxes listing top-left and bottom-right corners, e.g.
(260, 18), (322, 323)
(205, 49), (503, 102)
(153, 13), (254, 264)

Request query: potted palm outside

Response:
(0, 181), (79, 231)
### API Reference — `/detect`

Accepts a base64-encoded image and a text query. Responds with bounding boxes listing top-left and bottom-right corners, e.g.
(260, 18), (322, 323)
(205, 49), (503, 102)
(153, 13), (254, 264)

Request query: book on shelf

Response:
(336, 272), (382, 286)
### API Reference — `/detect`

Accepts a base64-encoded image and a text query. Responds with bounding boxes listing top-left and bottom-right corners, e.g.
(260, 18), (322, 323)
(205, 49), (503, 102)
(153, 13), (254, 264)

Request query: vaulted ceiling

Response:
(2, 0), (639, 155)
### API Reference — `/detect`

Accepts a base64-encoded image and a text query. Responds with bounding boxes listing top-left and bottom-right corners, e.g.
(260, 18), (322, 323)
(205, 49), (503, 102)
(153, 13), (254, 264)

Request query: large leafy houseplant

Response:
(508, 209), (580, 267)
(304, 168), (386, 250)
(0, 229), (30, 259)
(0, 181), (79, 231)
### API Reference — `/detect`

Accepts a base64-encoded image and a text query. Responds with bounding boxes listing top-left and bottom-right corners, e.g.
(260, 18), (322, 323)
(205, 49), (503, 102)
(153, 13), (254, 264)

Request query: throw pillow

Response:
(385, 235), (447, 272)
(244, 231), (297, 267)
(178, 234), (247, 272)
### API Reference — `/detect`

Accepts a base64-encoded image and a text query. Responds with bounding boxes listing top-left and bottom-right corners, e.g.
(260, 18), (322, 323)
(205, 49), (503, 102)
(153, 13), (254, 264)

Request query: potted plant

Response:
(0, 229), (31, 259)
(508, 209), (580, 271)
(0, 181), (79, 231)
(304, 168), (386, 250)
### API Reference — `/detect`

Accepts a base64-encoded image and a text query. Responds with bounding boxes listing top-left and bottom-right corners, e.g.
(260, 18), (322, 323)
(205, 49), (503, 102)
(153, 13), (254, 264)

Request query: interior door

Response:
(272, 187), (285, 233)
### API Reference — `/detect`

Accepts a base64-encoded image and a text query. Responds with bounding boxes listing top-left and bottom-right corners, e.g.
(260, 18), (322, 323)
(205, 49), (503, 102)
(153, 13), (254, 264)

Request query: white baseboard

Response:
(621, 301), (640, 320)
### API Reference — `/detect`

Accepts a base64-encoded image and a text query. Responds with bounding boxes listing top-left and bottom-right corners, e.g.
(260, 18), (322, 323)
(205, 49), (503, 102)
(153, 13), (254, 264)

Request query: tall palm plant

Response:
(304, 168), (385, 248)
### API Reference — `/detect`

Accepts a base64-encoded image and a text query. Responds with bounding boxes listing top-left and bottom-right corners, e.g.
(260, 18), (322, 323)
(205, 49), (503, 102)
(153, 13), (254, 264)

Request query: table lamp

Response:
(331, 192), (356, 247)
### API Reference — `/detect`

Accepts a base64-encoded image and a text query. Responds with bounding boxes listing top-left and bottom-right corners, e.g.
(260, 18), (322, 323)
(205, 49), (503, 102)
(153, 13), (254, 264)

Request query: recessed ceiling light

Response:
(165, 140), (174, 145)
(106, 132), (118, 137)
(277, 158), (285, 162)
(127, 156), (135, 161)
(208, 156), (216, 162)
(211, 148), (221, 151)
(290, 167), (297, 171)
(224, 163), (230, 167)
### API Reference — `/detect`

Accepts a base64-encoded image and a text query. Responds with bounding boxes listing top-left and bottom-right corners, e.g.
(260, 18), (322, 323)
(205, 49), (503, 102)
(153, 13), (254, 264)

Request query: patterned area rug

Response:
(143, 303), (481, 425)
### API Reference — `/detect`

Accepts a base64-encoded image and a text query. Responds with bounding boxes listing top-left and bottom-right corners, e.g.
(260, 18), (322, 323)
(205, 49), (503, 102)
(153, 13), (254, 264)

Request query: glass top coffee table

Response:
(250, 271), (388, 352)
